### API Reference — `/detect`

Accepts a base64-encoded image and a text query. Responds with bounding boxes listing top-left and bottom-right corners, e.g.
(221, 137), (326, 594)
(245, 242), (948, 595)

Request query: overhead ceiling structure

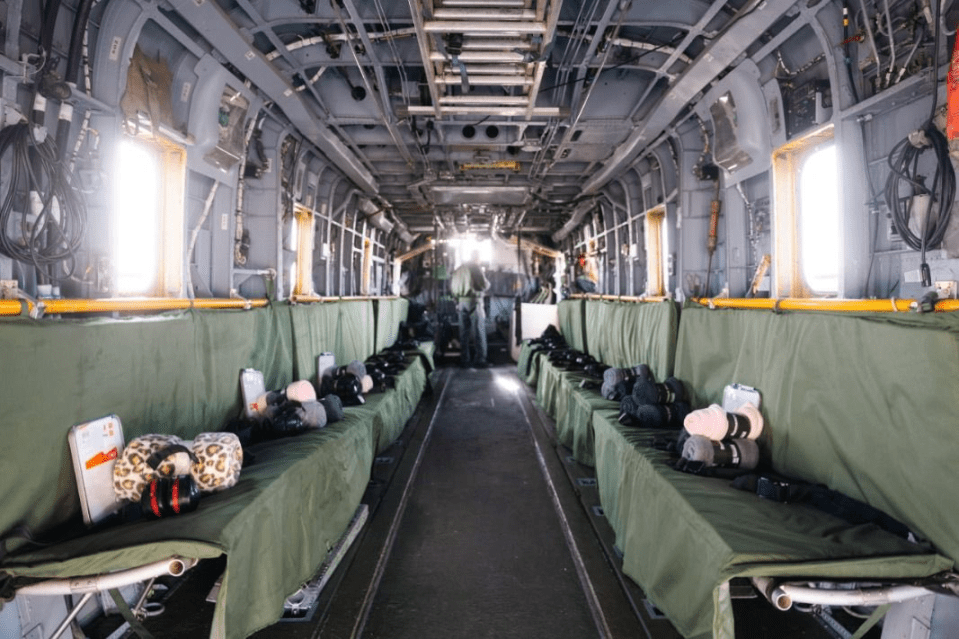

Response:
(177, 0), (800, 238)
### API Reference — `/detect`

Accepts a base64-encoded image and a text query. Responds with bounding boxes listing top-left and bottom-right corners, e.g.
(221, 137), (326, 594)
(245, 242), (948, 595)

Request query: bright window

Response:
(114, 139), (161, 294)
(644, 205), (666, 296)
(799, 145), (840, 293)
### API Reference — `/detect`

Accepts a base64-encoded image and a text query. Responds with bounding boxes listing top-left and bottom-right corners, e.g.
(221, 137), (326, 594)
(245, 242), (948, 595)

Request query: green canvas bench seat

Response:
(524, 299), (677, 467)
(0, 300), (429, 639)
(594, 304), (959, 638)
(593, 415), (952, 639)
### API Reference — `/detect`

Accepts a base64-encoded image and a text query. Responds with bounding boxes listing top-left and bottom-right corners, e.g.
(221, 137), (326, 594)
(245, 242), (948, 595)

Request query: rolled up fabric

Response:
(320, 394), (345, 422)
(634, 401), (691, 429)
(347, 360), (367, 380)
(286, 380), (317, 404)
(683, 402), (763, 441)
(633, 377), (687, 405)
(682, 434), (759, 470)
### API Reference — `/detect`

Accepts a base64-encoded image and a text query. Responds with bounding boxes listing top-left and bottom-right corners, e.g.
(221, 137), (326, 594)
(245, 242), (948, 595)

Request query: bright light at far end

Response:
(496, 376), (520, 393)
(113, 139), (160, 294)
(452, 236), (493, 267)
(799, 144), (840, 293)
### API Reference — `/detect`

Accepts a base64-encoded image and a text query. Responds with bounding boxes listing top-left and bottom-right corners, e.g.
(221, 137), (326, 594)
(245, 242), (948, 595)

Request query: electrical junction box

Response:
(204, 85), (249, 170)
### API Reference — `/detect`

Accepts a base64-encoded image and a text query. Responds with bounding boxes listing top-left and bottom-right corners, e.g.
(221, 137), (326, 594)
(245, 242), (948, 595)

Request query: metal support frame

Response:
(166, 0), (378, 194)
(582, 0), (800, 194)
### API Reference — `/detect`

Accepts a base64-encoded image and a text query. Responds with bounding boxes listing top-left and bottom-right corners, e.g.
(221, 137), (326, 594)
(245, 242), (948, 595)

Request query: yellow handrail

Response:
(692, 297), (959, 313)
(569, 294), (670, 303)
(290, 295), (400, 303)
(0, 297), (268, 317)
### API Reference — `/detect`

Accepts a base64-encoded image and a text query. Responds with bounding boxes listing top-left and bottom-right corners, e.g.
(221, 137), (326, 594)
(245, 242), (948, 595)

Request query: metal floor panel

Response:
(360, 365), (600, 639)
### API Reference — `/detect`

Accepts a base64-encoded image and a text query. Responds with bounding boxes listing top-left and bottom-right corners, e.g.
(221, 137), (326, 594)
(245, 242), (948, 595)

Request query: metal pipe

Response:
(423, 21), (546, 34)
(777, 582), (931, 607)
(435, 75), (532, 85)
(0, 297), (268, 317)
(432, 8), (536, 20)
(693, 297), (959, 313)
(429, 51), (526, 63)
(17, 557), (198, 596)
(752, 577), (793, 611)
(49, 592), (94, 639)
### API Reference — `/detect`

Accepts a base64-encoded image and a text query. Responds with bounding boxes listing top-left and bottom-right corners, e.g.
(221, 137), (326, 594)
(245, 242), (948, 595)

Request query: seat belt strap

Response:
(109, 588), (155, 639)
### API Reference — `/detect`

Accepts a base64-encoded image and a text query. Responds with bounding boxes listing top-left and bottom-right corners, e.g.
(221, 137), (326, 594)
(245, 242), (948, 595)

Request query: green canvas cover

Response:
(374, 298), (410, 352)
(584, 300), (677, 379)
(0, 307), (294, 540)
(534, 358), (566, 418)
(5, 410), (373, 639)
(290, 302), (340, 382)
(335, 300), (376, 364)
(516, 340), (543, 385)
(554, 379), (619, 467)
(1, 348), (428, 639)
(592, 414), (954, 639)
(351, 355), (428, 454)
(674, 305), (959, 568)
(0, 302), (430, 639)
(558, 299), (586, 351)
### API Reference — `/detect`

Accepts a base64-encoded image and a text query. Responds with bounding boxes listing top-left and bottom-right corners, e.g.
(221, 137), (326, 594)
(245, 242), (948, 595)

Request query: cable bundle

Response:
(882, 0), (954, 287)
(0, 122), (86, 280)
(883, 124), (955, 286)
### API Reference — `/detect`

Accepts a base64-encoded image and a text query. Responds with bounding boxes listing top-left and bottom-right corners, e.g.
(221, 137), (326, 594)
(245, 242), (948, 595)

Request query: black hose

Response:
(39, 0), (63, 71)
(65, 0), (96, 84)
(0, 123), (86, 280)
(881, 0), (954, 288)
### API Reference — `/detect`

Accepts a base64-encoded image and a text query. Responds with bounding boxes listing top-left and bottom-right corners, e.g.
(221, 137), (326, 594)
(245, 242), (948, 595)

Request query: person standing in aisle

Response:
(450, 250), (490, 367)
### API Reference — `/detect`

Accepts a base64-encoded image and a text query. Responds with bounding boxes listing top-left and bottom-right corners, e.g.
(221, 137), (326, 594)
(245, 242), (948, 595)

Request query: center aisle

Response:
(362, 365), (600, 639)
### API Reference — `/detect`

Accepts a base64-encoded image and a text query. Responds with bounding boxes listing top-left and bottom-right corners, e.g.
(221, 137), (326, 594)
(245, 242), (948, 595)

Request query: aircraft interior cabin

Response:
(1, 0), (959, 638)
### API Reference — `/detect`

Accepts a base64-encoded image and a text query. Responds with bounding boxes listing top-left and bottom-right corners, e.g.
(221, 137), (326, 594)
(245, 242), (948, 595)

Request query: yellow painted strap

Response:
(693, 298), (959, 313)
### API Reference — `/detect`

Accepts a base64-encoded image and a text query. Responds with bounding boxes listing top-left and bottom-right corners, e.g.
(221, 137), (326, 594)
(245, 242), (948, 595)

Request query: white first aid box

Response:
(68, 414), (125, 525)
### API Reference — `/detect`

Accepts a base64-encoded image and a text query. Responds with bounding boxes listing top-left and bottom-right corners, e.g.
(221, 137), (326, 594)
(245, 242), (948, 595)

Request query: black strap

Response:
(109, 588), (155, 639)
(734, 473), (913, 539)
(146, 445), (199, 471)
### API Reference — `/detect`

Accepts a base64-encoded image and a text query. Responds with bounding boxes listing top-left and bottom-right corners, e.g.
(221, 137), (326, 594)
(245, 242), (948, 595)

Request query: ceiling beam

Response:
(581, 0), (798, 194)
(167, 0), (379, 194)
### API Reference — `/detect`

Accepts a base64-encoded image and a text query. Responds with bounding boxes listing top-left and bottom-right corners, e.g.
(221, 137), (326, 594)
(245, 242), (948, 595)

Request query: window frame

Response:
(771, 124), (838, 298)
(113, 134), (186, 297)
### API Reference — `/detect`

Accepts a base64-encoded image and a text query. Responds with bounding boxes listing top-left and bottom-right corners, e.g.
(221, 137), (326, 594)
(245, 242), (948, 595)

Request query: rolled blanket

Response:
(633, 377), (687, 405)
(347, 360), (367, 379)
(682, 434), (759, 470)
(320, 394), (345, 422)
(683, 402), (763, 440)
(603, 367), (632, 387)
(298, 400), (327, 429)
(634, 401), (691, 429)
(632, 364), (653, 381)
(286, 380), (317, 404)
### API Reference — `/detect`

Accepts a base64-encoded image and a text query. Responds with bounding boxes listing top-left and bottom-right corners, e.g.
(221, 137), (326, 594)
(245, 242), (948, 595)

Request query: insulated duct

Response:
(552, 199), (598, 243)
(358, 198), (395, 234)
